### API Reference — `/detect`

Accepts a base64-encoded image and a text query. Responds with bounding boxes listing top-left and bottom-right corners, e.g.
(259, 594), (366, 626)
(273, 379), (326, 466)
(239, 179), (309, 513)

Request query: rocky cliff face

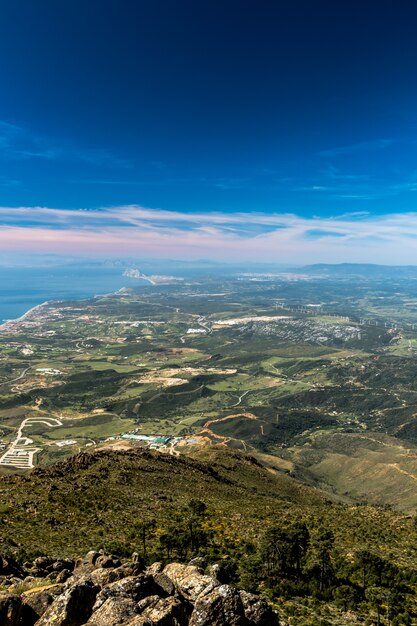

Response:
(0, 551), (278, 625)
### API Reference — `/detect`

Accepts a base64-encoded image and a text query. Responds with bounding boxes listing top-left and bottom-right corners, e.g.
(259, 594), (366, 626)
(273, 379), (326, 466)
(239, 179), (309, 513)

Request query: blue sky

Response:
(1, 0), (417, 263)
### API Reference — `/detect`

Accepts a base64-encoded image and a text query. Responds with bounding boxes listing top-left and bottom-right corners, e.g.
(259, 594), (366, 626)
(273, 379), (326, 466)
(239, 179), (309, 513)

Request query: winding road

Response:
(231, 390), (251, 407)
(0, 416), (62, 469)
(0, 367), (31, 388)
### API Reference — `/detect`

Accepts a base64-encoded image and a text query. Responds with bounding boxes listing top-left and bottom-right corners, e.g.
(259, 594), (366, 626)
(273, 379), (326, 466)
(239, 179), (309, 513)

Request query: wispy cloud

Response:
(0, 176), (20, 187)
(0, 119), (131, 168)
(296, 165), (417, 201)
(74, 175), (254, 188)
(211, 177), (253, 190)
(2, 205), (417, 264)
(0, 120), (22, 150)
(335, 193), (379, 200)
(319, 139), (393, 157)
(74, 179), (143, 185)
(17, 149), (64, 160)
(73, 149), (132, 169)
(323, 165), (370, 181)
(0, 121), (21, 133)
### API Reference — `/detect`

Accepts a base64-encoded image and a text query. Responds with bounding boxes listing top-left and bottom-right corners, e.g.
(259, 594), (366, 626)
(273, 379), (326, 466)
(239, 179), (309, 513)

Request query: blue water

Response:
(0, 266), (139, 321)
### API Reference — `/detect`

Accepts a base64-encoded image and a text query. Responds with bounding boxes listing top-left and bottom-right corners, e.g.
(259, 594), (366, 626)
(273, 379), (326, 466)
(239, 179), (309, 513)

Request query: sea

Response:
(0, 266), (137, 322)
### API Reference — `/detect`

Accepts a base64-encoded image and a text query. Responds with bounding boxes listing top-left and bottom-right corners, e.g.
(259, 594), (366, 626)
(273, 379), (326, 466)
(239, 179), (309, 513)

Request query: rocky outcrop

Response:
(0, 553), (278, 626)
(0, 555), (26, 580)
(162, 564), (216, 601)
(189, 584), (246, 625)
(0, 592), (22, 626)
(20, 584), (64, 624)
(30, 557), (75, 580)
(239, 591), (277, 626)
(86, 596), (139, 625)
(35, 578), (100, 625)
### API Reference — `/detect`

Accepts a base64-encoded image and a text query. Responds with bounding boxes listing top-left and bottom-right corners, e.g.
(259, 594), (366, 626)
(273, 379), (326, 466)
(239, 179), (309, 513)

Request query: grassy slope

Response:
(0, 446), (415, 577)
(288, 431), (417, 512)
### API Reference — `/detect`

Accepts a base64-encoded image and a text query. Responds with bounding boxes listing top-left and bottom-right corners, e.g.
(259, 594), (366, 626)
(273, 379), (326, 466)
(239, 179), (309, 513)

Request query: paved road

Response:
(0, 367), (31, 388)
(197, 315), (212, 333)
(232, 390), (250, 407)
(0, 416), (62, 469)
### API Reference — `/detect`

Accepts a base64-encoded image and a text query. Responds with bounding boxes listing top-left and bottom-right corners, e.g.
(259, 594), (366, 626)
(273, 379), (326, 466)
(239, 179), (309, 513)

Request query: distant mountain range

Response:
(302, 263), (417, 278)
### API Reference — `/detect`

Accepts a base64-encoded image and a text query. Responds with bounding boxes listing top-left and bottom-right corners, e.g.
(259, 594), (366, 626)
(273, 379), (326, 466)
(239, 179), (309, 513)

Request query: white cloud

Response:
(1, 204), (417, 264)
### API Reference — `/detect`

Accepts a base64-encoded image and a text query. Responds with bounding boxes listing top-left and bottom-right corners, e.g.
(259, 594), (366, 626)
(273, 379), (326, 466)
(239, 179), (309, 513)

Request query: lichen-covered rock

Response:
(145, 562), (163, 576)
(0, 592), (21, 626)
(0, 553), (277, 626)
(135, 595), (160, 613)
(142, 595), (188, 625)
(85, 552), (100, 566)
(86, 597), (139, 625)
(32, 557), (53, 573)
(91, 567), (123, 587)
(239, 590), (278, 625)
(51, 559), (75, 574)
(208, 563), (229, 584)
(55, 569), (73, 584)
(113, 561), (144, 580)
(35, 578), (99, 626)
(92, 574), (159, 612)
(152, 572), (176, 597)
(20, 585), (63, 626)
(6, 576), (25, 589)
(124, 617), (152, 626)
(189, 584), (246, 626)
(163, 563), (217, 601)
(70, 552), (112, 580)
(95, 555), (121, 569)
(188, 557), (207, 570)
(72, 561), (96, 579)
(31, 557), (74, 580)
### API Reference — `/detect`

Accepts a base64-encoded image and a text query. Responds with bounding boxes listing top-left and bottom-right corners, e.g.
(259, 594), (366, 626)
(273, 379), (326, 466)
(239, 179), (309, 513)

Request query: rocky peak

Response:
(0, 551), (278, 625)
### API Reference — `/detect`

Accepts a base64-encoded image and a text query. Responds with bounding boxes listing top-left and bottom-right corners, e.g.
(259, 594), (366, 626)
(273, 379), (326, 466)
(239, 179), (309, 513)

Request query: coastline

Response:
(0, 300), (51, 332)
(0, 285), (131, 332)
(0, 287), (123, 333)
(0, 265), (132, 326)
(12, 300), (51, 322)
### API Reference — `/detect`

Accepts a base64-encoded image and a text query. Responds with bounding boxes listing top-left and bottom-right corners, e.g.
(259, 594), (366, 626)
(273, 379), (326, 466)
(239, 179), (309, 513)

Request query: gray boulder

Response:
(35, 578), (99, 626)
(95, 555), (121, 569)
(163, 563), (218, 601)
(86, 597), (139, 625)
(145, 562), (163, 576)
(20, 585), (63, 626)
(189, 584), (246, 626)
(0, 592), (22, 626)
(239, 590), (278, 625)
(92, 574), (159, 612)
(85, 552), (100, 566)
(152, 571), (176, 597)
(142, 596), (188, 625)
(0, 553), (278, 626)
(55, 569), (73, 584)
(91, 567), (123, 588)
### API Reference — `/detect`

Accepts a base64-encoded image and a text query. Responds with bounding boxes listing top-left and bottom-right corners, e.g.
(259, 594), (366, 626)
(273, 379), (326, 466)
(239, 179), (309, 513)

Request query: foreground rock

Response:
(189, 584), (246, 625)
(0, 592), (22, 626)
(0, 552), (278, 625)
(20, 584), (64, 624)
(36, 579), (99, 625)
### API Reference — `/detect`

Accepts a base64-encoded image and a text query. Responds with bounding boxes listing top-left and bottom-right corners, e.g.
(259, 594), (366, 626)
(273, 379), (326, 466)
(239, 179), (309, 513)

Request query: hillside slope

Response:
(1, 447), (417, 624)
